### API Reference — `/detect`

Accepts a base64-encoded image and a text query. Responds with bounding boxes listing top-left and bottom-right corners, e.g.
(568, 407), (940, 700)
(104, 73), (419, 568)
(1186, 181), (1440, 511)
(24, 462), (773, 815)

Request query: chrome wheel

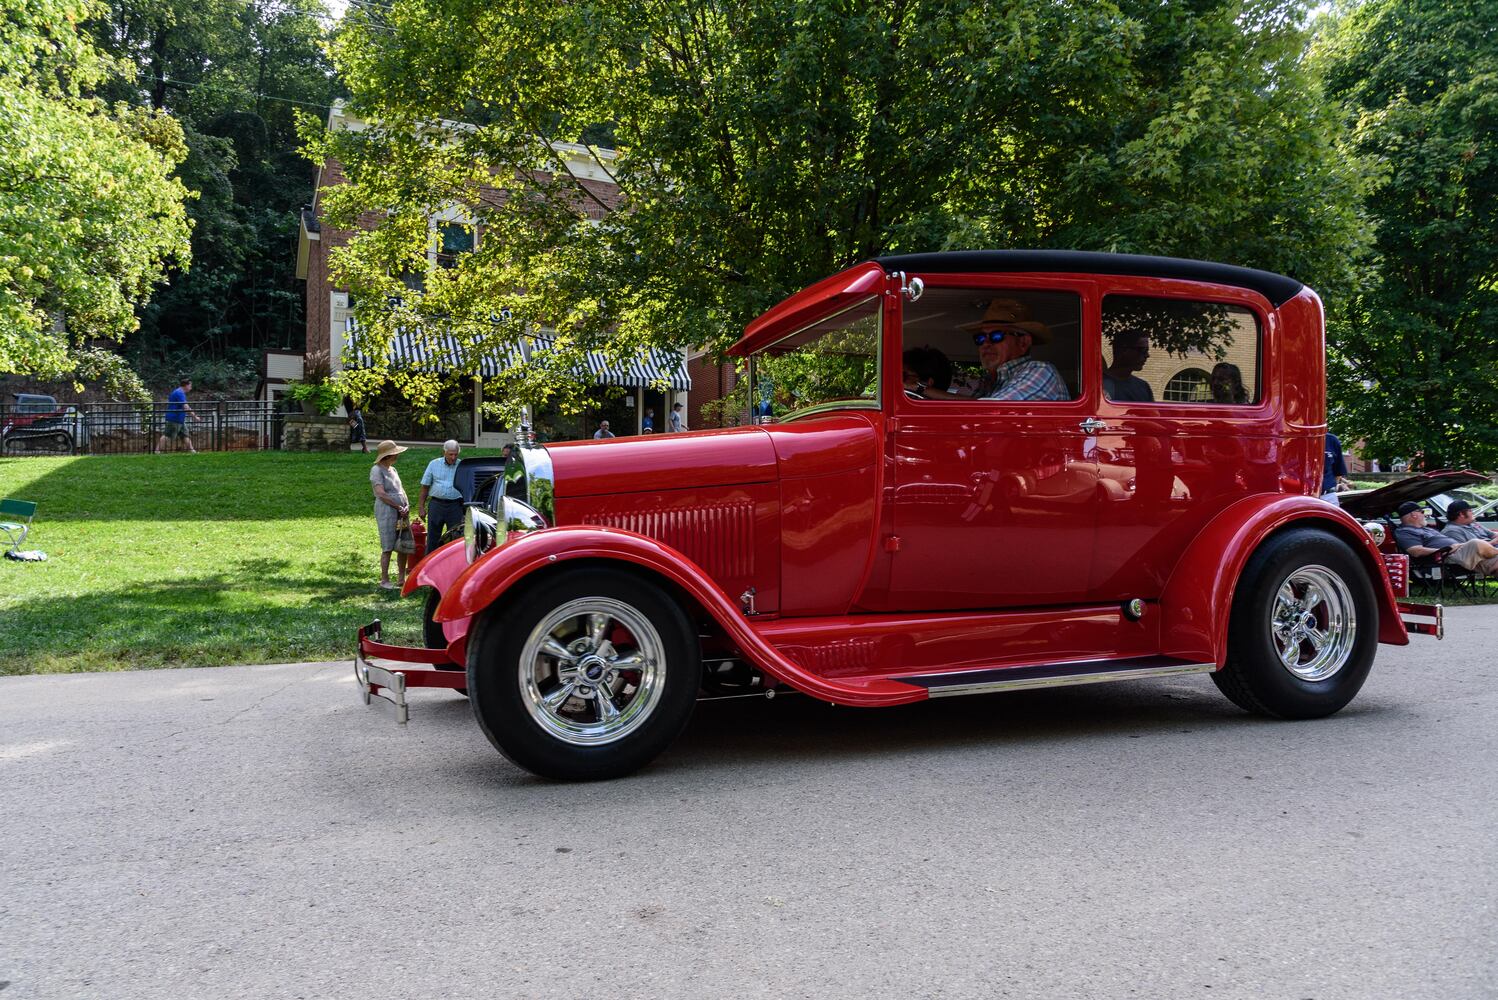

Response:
(518, 597), (664, 746)
(1268, 565), (1357, 682)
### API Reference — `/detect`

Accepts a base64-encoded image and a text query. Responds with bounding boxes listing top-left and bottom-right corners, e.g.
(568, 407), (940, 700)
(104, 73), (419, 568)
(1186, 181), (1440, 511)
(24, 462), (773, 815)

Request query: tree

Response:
(1318, 0), (1498, 469)
(0, 0), (192, 380)
(90, 0), (338, 388)
(314, 0), (1365, 421)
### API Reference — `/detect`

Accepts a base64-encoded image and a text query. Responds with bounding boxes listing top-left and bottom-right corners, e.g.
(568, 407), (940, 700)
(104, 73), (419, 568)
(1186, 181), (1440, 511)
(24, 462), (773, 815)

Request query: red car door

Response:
(886, 274), (1100, 610)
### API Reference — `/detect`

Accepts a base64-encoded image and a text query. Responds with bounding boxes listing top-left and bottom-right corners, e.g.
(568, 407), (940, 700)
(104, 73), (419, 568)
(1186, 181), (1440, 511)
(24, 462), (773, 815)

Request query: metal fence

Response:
(1, 401), (282, 456)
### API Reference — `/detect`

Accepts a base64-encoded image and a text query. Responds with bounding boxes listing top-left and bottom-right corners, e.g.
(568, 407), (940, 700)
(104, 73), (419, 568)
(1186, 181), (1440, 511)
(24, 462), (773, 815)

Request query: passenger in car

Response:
(914, 298), (1068, 402)
(901, 346), (952, 395)
(1102, 330), (1154, 402)
(1210, 363), (1249, 404)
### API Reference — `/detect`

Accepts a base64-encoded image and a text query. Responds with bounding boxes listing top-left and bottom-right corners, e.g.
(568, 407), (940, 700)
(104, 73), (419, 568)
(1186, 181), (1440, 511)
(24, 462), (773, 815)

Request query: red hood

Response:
(547, 426), (778, 499)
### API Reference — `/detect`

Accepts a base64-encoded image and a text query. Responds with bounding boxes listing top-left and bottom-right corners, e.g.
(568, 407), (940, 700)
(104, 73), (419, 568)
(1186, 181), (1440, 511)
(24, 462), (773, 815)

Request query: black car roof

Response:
(874, 250), (1305, 307)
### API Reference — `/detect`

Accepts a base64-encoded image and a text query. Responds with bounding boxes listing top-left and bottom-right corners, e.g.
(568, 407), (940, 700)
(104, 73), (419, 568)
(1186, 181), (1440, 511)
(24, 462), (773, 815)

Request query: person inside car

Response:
(1102, 330), (1153, 402)
(1210, 362), (1249, 404)
(1442, 500), (1496, 544)
(914, 298), (1068, 402)
(1393, 501), (1498, 574)
(901, 346), (953, 396)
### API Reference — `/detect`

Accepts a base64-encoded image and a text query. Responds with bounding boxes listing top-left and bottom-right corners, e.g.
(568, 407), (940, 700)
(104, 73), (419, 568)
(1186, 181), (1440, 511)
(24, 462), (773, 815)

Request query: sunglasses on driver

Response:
(972, 326), (1027, 346)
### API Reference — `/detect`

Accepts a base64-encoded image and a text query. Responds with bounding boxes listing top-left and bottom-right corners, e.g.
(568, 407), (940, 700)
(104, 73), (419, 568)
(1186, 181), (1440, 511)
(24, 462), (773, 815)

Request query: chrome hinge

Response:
(739, 588), (758, 616)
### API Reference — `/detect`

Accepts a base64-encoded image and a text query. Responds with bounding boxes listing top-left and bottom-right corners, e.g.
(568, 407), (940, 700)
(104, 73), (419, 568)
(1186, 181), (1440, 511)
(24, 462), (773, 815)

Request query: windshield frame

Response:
(747, 294), (883, 424)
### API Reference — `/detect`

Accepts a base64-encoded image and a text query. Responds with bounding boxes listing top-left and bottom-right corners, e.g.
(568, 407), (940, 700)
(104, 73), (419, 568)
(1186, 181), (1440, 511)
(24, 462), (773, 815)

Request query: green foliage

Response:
(89, 0), (339, 368)
(285, 378), (343, 414)
(314, 0), (1363, 418)
(1318, 0), (1498, 469)
(0, 0), (192, 379)
(67, 346), (152, 401)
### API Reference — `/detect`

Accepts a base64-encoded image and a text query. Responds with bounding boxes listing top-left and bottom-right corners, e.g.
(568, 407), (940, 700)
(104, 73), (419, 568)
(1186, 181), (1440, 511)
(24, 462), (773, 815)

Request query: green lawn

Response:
(0, 448), (480, 674)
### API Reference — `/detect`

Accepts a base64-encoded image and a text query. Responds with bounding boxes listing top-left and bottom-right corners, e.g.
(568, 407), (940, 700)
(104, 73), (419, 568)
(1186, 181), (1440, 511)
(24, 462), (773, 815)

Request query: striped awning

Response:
(530, 335), (692, 391)
(584, 346), (692, 391)
(346, 318), (522, 377)
(346, 319), (690, 391)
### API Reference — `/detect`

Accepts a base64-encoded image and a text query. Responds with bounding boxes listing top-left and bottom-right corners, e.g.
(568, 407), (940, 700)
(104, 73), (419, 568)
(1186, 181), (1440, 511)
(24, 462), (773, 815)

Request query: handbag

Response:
(393, 510), (416, 554)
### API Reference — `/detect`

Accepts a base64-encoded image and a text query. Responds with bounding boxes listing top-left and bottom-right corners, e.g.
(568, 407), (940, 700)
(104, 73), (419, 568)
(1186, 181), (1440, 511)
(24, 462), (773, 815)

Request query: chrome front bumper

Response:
(354, 620), (466, 724)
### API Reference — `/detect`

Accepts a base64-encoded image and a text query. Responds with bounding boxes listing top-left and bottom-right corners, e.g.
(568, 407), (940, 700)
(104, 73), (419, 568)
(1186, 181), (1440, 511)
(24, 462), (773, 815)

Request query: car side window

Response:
(1101, 295), (1261, 405)
(901, 287), (1082, 402)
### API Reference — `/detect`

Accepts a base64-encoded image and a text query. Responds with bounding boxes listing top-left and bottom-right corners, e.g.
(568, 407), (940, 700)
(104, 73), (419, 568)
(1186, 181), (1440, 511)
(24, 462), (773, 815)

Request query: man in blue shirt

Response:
(157, 377), (199, 453)
(419, 440), (465, 548)
(1322, 432), (1351, 505)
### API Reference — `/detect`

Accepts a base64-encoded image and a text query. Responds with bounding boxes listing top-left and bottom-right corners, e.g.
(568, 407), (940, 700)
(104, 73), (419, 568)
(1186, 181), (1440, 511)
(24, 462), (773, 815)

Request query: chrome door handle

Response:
(1078, 417), (1110, 434)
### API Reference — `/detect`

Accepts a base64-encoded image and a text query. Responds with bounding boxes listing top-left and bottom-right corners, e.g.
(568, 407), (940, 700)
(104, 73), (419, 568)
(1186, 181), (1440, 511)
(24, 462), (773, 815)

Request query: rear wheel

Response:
(1212, 528), (1378, 718)
(466, 567), (700, 781)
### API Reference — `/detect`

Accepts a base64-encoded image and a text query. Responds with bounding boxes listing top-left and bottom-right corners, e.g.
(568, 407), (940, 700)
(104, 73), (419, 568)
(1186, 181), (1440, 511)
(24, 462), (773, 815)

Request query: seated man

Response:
(1442, 500), (1496, 543)
(1393, 501), (1498, 575)
(914, 298), (1068, 402)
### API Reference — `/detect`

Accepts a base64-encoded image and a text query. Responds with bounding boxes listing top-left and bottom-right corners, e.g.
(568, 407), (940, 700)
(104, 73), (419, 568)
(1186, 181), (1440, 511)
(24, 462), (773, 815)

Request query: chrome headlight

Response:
(500, 495), (547, 534)
(464, 497), (547, 564)
(464, 505), (498, 564)
(1362, 521), (1386, 546)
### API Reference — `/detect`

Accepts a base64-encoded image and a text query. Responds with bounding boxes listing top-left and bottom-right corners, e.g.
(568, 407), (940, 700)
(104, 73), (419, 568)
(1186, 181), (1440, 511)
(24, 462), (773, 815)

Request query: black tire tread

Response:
(466, 566), (699, 781)
(1214, 526), (1378, 720)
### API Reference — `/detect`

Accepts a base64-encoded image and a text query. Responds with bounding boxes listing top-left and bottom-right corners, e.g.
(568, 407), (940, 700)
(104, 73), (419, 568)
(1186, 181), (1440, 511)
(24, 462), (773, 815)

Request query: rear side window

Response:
(1101, 295), (1261, 405)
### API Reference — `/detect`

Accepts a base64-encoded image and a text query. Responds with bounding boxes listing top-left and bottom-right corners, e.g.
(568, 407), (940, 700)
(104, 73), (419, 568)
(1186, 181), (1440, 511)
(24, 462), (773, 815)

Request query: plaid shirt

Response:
(979, 356), (1070, 402)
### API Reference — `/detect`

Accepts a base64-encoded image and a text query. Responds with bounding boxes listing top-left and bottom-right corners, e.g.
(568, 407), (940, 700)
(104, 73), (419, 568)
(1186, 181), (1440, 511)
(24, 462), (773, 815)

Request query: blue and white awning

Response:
(346, 318), (522, 377)
(347, 319), (690, 391)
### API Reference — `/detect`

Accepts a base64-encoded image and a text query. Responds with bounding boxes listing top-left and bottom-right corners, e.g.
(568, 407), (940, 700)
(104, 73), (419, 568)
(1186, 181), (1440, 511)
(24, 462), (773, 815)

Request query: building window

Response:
(436, 223), (476, 269)
(1163, 367), (1212, 402)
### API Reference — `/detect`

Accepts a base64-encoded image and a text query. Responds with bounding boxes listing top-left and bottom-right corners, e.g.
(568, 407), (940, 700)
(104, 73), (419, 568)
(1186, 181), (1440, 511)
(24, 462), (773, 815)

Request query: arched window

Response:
(1163, 367), (1212, 402)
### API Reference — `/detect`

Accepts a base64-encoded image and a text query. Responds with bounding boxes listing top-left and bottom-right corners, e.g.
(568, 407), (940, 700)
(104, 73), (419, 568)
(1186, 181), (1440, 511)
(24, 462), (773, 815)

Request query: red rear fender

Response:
(1159, 495), (1406, 665)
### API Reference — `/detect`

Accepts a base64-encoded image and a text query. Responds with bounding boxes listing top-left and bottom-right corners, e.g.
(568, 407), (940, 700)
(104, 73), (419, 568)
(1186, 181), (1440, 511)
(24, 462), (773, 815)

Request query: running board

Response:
(898, 656), (1216, 698)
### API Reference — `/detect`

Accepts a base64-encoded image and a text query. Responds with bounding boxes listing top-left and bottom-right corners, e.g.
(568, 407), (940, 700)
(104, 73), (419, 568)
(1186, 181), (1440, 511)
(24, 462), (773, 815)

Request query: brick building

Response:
(290, 103), (715, 446)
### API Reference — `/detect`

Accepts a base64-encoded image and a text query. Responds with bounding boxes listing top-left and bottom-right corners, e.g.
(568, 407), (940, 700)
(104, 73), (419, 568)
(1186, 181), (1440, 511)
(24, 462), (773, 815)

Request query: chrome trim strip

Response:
(921, 661), (1216, 698)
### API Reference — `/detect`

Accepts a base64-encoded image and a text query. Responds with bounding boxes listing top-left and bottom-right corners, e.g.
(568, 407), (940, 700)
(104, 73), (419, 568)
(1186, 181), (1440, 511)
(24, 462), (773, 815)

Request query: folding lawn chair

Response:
(1, 498), (41, 560)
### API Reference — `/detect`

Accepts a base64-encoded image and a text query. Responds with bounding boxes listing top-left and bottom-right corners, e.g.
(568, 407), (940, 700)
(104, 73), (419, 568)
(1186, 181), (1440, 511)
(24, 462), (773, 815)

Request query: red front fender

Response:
(402, 537), (469, 597)
(435, 526), (926, 707)
(1159, 495), (1407, 666)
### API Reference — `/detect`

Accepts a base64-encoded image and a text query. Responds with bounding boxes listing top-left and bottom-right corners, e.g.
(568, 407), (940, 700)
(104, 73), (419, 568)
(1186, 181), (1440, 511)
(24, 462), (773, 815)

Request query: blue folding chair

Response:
(1, 498), (37, 554)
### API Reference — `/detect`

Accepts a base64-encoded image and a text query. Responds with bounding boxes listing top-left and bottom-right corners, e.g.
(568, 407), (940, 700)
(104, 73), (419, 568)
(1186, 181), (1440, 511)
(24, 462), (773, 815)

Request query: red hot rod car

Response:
(357, 250), (1441, 780)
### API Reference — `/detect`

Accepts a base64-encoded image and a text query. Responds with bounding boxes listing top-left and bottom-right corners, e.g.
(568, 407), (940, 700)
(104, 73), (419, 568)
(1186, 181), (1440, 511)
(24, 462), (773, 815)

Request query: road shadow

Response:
(424, 674), (1394, 797)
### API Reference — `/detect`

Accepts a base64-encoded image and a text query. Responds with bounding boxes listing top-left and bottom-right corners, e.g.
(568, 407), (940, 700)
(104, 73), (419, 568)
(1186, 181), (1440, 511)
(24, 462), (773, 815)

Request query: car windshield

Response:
(750, 296), (880, 420)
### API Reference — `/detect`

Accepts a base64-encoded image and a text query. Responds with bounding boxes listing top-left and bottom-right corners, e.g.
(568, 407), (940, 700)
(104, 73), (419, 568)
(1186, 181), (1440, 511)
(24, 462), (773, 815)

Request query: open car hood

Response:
(1338, 469), (1491, 519)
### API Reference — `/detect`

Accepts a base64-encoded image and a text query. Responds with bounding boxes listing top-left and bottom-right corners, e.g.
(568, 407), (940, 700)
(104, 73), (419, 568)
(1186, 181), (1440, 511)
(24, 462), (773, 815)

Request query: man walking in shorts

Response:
(158, 377), (199, 453)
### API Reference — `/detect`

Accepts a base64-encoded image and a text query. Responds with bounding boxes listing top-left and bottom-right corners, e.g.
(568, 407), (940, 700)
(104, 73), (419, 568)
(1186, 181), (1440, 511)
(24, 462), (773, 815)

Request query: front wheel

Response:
(466, 567), (700, 780)
(1212, 528), (1378, 719)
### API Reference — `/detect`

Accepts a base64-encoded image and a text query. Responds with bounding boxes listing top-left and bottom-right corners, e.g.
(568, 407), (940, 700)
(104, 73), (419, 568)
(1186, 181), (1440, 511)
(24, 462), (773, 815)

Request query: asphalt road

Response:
(3, 608), (1495, 1000)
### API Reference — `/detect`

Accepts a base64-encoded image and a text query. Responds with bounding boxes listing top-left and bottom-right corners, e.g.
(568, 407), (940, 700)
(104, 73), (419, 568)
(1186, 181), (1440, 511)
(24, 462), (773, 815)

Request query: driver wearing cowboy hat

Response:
(914, 297), (1069, 402)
